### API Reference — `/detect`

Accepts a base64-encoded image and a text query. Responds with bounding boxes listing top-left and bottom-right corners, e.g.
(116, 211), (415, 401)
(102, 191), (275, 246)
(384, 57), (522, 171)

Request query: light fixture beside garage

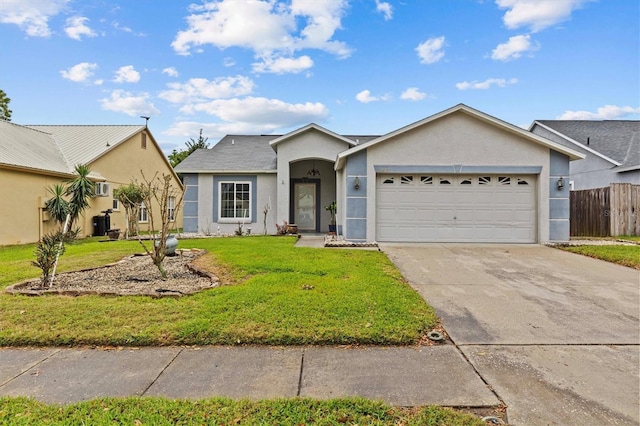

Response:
(557, 176), (565, 190)
(353, 176), (361, 190)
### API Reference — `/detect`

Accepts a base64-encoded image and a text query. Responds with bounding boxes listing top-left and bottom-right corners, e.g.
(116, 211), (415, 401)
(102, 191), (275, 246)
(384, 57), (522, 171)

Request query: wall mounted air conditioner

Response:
(95, 182), (110, 197)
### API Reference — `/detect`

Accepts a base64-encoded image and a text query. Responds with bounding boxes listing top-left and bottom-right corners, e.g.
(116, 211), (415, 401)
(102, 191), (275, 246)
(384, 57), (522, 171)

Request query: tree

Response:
(114, 182), (148, 238)
(136, 172), (185, 279)
(0, 89), (11, 121)
(168, 129), (209, 167)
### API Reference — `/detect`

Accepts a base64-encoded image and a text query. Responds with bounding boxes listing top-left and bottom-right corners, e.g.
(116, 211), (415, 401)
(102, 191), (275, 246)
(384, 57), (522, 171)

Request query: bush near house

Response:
(0, 237), (437, 346)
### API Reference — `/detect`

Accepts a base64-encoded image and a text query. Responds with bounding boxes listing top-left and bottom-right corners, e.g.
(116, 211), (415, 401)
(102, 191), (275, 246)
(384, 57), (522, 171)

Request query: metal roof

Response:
(535, 120), (639, 168)
(27, 125), (145, 166)
(0, 120), (72, 176)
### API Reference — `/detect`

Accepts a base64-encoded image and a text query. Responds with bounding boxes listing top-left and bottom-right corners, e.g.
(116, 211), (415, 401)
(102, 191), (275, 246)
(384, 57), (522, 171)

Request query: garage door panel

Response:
(376, 174), (536, 243)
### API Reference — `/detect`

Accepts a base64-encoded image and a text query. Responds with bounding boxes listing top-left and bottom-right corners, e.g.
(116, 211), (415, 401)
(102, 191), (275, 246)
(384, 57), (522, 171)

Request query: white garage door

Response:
(376, 174), (536, 243)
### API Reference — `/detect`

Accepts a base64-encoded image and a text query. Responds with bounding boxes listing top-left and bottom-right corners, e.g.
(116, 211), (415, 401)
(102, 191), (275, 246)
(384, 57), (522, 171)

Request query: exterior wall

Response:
(191, 173), (277, 235)
(344, 150), (367, 241)
(274, 130), (351, 231)
(531, 124), (639, 189)
(0, 168), (68, 245)
(87, 131), (183, 236)
(549, 151), (571, 242)
(363, 112), (552, 243)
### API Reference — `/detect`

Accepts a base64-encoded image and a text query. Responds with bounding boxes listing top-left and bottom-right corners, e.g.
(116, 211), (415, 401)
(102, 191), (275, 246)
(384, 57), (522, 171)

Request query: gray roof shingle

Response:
(176, 135), (280, 172)
(537, 120), (639, 167)
(175, 134), (380, 173)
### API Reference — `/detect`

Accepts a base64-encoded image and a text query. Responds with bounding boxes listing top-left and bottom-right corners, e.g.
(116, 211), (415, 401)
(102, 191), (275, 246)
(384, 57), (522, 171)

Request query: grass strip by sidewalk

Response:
(0, 236), (437, 346)
(0, 397), (485, 426)
(558, 245), (640, 269)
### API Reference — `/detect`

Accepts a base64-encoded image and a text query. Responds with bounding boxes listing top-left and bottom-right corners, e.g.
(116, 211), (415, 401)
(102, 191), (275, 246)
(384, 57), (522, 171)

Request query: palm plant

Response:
(65, 164), (95, 231)
(44, 184), (70, 225)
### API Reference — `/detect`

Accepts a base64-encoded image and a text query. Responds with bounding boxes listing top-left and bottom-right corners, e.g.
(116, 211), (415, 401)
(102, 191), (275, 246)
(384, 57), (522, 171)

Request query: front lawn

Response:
(0, 237), (437, 346)
(558, 244), (640, 269)
(0, 397), (485, 425)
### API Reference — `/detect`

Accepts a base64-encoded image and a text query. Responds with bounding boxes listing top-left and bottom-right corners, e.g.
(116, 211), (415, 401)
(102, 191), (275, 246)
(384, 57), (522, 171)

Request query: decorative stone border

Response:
(5, 249), (219, 298)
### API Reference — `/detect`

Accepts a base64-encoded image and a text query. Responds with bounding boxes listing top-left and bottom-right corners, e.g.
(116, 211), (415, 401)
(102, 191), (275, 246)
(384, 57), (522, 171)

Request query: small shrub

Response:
(31, 232), (66, 288)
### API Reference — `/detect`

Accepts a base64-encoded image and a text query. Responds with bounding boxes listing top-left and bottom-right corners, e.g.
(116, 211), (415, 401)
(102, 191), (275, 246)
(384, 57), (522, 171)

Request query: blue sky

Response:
(1, 0), (638, 154)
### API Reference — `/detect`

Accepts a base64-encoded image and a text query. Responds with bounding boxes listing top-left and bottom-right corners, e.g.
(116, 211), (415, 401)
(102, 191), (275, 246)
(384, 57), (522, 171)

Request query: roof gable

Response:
(336, 104), (585, 170)
(26, 125), (145, 166)
(532, 120), (639, 168)
(269, 123), (358, 151)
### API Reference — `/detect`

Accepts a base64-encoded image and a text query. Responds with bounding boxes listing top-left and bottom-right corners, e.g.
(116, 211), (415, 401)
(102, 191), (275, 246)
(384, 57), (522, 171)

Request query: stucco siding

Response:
(0, 169), (66, 245)
(364, 112), (552, 242)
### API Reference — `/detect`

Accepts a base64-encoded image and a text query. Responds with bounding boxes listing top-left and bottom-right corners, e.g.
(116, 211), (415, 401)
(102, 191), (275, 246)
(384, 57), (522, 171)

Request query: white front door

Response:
(294, 183), (317, 231)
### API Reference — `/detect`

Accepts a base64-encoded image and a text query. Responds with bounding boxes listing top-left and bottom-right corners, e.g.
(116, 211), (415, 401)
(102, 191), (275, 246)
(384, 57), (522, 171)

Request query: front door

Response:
(294, 182), (317, 231)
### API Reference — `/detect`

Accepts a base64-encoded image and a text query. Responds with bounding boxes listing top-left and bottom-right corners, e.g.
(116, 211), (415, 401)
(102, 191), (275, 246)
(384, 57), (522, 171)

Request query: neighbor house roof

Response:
(27, 125), (145, 167)
(175, 135), (280, 173)
(532, 120), (640, 171)
(335, 104), (585, 170)
(0, 120), (73, 177)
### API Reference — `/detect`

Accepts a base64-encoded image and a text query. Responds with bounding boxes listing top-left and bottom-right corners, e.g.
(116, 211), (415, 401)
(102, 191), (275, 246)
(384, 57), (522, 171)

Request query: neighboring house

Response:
(176, 104), (584, 243)
(529, 120), (639, 190)
(0, 121), (182, 245)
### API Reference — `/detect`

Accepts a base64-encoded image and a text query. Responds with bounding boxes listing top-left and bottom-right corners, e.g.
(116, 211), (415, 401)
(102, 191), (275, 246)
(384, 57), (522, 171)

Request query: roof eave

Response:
(175, 169), (277, 174)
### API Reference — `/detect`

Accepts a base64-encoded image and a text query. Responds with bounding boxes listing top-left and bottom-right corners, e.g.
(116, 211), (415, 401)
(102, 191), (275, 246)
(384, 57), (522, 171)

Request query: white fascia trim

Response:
(176, 170), (276, 174)
(530, 121), (621, 166)
(270, 123), (357, 150)
(336, 104), (585, 170)
(614, 164), (640, 173)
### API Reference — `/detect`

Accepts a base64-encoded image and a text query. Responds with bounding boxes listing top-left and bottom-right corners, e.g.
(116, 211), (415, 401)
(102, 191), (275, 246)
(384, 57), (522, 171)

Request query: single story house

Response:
(176, 104), (584, 243)
(529, 120), (639, 190)
(0, 121), (182, 245)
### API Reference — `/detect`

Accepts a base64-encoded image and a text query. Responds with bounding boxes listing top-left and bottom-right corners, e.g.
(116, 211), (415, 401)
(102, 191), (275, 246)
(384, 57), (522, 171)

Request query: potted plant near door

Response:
(325, 201), (337, 235)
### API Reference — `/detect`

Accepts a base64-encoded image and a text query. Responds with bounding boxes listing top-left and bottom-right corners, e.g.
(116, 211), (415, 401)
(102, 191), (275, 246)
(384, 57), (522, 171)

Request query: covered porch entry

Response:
(289, 159), (336, 233)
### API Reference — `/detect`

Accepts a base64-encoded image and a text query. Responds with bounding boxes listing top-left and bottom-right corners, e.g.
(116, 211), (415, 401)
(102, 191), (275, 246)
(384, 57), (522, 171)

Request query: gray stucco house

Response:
(176, 104), (584, 243)
(529, 120), (639, 190)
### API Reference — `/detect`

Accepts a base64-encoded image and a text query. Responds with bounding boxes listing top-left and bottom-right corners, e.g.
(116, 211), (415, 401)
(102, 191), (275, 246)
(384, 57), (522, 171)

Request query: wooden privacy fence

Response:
(570, 183), (640, 237)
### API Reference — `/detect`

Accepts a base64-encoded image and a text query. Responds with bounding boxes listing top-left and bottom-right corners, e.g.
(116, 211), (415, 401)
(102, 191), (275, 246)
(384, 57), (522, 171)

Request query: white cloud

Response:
(0, 0), (69, 37)
(491, 34), (538, 61)
(64, 16), (96, 40)
(113, 65), (140, 83)
(252, 55), (313, 74)
(100, 90), (159, 117)
(183, 96), (329, 129)
(223, 57), (236, 67)
(456, 78), (518, 90)
(171, 0), (351, 71)
(416, 36), (445, 64)
(60, 62), (98, 83)
(375, 0), (393, 21)
(162, 67), (179, 77)
(355, 90), (378, 103)
(159, 75), (255, 104)
(496, 0), (590, 32)
(400, 87), (427, 101)
(557, 105), (640, 120)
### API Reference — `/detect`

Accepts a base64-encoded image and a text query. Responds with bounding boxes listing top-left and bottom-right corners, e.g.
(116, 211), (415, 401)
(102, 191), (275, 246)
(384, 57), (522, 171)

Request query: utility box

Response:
(93, 215), (107, 236)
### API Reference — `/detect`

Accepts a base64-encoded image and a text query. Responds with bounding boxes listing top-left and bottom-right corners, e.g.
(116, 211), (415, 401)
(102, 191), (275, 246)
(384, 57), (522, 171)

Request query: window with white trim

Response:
(112, 195), (119, 211)
(167, 196), (176, 221)
(219, 181), (251, 220)
(138, 202), (148, 223)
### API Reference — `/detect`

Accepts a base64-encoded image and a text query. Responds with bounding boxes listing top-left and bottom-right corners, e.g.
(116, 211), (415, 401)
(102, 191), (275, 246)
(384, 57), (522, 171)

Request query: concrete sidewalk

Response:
(0, 345), (500, 407)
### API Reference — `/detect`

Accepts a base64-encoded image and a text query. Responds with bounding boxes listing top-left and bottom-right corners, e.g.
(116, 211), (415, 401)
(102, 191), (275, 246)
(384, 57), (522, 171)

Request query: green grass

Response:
(558, 244), (640, 269)
(0, 397), (485, 425)
(0, 236), (437, 346)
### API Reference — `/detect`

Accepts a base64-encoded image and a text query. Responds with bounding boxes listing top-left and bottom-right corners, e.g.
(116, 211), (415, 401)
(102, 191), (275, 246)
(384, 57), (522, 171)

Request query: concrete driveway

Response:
(382, 243), (640, 426)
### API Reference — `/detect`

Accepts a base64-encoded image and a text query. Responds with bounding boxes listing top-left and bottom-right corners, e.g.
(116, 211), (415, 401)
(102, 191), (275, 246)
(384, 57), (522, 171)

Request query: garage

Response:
(376, 173), (537, 243)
